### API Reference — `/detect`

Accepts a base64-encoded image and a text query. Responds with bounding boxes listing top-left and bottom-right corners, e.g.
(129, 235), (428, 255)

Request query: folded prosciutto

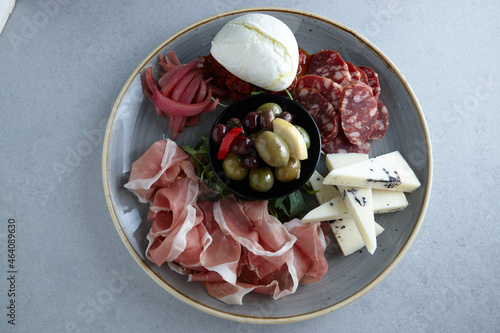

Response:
(146, 176), (205, 267)
(124, 139), (197, 203)
(189, 200), (241, 285)
(284, 219), (329, 285)
(124, 139), (329, 305)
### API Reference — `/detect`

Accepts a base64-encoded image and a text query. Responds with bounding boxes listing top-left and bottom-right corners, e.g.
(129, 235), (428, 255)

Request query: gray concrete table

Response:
(1, 1), (498, 332)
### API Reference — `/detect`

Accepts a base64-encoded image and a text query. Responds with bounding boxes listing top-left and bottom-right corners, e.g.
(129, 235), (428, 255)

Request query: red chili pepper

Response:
(218, 127), (243, 160)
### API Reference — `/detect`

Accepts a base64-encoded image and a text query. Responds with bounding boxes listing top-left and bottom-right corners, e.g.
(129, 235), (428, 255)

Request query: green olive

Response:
(255, 131), (290, 167)
(294, 125), (311, 149)
(249, 166), (274, 192)
(275, 157), (301, 182)
(222, 152), (249, 181)
(256, 102), (282, 116)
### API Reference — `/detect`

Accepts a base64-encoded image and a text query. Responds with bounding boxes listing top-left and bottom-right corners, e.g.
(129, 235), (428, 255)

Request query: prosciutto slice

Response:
(189, 200), (241, 285)
(145, 177), (204, 266)
(124, 139), (329, 305)
(284, 219), (328, 285)
(124, 139), (197, 203)
(214, 197), (296, 278)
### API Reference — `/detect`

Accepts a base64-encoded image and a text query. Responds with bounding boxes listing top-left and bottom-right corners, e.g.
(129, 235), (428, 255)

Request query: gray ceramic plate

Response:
(102, 7), (432, 324)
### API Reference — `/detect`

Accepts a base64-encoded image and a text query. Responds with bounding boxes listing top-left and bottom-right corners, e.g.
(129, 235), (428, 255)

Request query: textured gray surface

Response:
(0, 1), (498, 332)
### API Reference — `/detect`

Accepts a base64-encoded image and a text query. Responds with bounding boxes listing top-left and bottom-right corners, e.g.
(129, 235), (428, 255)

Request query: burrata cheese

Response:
(210, 13), (299, 92)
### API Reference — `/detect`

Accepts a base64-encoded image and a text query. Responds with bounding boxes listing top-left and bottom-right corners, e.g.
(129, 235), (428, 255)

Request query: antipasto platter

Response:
(102, 7), (432, 323)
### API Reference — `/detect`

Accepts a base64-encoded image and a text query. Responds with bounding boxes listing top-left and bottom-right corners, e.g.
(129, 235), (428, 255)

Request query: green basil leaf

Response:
(287, 190), (308, 218)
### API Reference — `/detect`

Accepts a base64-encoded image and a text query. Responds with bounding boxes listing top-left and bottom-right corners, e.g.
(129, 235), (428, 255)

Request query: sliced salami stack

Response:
(293, 49), (389, 154)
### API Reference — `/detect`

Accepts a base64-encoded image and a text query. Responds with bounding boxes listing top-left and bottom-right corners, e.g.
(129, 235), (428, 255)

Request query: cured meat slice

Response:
(213, 197), (296, 256)
(284, 219), (328, 285)
(294, 86), (331, 119)
(308, 49), (351, 85)
(195, 200), (241, 284)
(294, 87), (340, 143)
(249, 253), (299, 299)
(213, 195), (296, 278)
(317, 109), (341, 144)
(203, 250), (298, 304)
(126, 138), (330, 305)
(145, 177), (204, 266)
(345, 61), (361, 82)
(321, 130), (371, 154)
(203, 281), (257, 305)
(358, 65), (381, 98)
(369, 99), (389, 140)
(295, 74), (343, 111)
(339, 83), (378, 145)
(208, 219), (329, 304)
(357, 68), (370, 86)
(124, 139), (197, 203)
(240, 200), (295, 278)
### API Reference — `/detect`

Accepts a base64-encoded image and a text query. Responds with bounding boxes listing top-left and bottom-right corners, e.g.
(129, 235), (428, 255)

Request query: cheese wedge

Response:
(302, 190), (408, 223)
(372, 189), (408, 213)
(327, 153), (408, 212)
(309, 170), (340, 205)
(324, 153), (377, 254)
(341, 187), (376, 254)
(325, 152), (368, 171)
(302, 195), (350, 222)
(323, 151), (421, 192)
(330, 218), (384, 256)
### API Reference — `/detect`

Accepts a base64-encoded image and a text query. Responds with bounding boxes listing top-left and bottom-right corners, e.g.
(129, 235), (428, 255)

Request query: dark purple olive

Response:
(211, 123), (228, 144)
(278, 111), (293, 123)
(230, 135), (253, 155)
(243, 111), (260, 132)
(258, 109), (275, 130)
(227, 117), (242, 129)
(243, 152), (260, 170)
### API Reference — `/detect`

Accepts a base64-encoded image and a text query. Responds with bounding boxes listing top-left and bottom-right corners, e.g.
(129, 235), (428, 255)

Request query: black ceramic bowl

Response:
(208, 94), (321, 201)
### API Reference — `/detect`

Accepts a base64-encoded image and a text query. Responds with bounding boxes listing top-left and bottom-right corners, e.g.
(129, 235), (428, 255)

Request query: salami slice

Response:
(295, 75), (343, 111)
(368, 99), (389, 140)
(357, 67), (370, 86)
(322, 130), (371, 154)
(345, 61), (361, 82)
(294, 87), (339, 143)
(339, 83), (378, 145)
(309, 50), (351, 85)
(358, 66), (381, 98)
(317, 109), (340, 143)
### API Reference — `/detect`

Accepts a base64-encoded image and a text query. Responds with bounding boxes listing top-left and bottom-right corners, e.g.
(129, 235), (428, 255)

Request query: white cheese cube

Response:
(323, 151), (421, 192)
(309, 170), (340, 205)
(330, 218), (384, 256)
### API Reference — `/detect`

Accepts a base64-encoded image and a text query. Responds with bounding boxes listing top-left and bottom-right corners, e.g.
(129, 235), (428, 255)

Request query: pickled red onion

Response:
(142, 52), (219, 140)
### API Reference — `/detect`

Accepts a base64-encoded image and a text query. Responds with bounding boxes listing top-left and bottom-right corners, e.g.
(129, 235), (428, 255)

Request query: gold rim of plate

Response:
(101, 6), (433, 324)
